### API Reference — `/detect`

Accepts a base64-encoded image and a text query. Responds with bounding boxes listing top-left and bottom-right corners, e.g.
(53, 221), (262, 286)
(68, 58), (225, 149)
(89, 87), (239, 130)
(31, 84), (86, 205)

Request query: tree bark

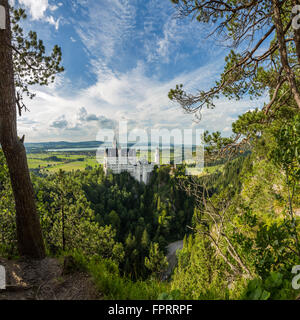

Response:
(62, 204), (65, 251)
(0, 0), (45, 259)
(273, 0), (300, 109)
(222, 233), (253, 278)
(292, 0), (300, 65)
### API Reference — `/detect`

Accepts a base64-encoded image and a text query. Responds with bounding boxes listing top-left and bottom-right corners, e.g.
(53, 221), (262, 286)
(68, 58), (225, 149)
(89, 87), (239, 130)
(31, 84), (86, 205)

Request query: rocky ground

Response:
(0, 257), (101, 300)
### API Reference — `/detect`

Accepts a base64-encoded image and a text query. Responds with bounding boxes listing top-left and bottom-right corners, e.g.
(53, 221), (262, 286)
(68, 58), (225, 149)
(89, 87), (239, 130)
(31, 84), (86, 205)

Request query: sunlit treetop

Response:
(10, 7), (64, 116)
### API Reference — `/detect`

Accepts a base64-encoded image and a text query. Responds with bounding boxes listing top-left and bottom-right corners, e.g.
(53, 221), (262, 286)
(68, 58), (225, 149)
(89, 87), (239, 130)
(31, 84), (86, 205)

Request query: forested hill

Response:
(0, 153), (195, 281)
(1, 137), (300, 299)
(171, 142), (300, 300)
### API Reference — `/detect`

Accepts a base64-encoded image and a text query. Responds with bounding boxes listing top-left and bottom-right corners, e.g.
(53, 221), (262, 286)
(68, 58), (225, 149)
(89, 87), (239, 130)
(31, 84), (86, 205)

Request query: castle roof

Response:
(105, 147), (136, 158)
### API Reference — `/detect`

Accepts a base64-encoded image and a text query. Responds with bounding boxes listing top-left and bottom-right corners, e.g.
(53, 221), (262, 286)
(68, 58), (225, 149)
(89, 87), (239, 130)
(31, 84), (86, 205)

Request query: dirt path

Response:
(0, 257), (101, 300)
(164, 240), (183, 279)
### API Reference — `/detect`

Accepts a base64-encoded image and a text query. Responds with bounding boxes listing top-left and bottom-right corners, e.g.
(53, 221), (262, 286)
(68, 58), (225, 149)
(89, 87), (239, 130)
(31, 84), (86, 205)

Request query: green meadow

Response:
(27, 150), (223, 175)
(27, 152), (100, 173)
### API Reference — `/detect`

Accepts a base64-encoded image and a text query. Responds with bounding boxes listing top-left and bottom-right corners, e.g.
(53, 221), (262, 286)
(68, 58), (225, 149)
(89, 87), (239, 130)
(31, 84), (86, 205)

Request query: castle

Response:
(104, 138), (160, 184)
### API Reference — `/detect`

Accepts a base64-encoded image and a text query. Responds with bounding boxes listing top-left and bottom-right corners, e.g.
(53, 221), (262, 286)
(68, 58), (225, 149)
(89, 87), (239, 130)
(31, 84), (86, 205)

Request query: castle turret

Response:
(155, 147), (160, 166)
(112, 135), (117, 149)
(103, 138), (154, 184)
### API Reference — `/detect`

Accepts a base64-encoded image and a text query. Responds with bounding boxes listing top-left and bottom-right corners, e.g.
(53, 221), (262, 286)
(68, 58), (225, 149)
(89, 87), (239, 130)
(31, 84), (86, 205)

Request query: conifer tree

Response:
(0, 1), (63, 258)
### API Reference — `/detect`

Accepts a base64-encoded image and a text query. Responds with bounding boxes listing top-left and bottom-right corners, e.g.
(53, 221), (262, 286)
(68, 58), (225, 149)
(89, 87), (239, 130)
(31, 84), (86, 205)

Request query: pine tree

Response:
(145, 242), (168, 279)
(0, 1), (63, 258)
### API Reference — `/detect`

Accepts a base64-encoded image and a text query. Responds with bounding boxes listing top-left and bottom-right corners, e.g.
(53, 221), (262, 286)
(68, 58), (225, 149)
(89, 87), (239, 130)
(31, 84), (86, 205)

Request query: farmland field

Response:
(27, 150), (223, 175)
(27, 152), (100, 173)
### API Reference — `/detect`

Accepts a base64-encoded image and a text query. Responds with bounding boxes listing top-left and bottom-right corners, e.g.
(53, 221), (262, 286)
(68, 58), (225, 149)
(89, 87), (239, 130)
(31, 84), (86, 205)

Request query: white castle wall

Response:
(104, 146), (159, 184)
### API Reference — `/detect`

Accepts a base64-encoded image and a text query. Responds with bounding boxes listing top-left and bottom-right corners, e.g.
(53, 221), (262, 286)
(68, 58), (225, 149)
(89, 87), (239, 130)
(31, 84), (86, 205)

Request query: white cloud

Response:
(18, 0), (49, 20)
(49, 4), (59, 12)
(15, 0), (268, 142)
(142, 0), (207, 64)
(18, 60), (267, 142)
(16, 0), (60, 29)
(151, 18), (183, 63)
(45, 15), (60, 30)
(75, 0), (136, 61)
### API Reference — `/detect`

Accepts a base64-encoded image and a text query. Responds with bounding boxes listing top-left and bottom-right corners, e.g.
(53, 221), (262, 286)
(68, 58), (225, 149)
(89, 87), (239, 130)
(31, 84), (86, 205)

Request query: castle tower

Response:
(112, 135), (117, 149)
(155, 147), (160, 166)
(103, 135), (154, 185)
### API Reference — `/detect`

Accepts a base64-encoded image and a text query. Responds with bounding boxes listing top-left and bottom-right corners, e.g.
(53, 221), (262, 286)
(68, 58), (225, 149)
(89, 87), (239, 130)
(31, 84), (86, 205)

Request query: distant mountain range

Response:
(25, 141), (104, 152)
(25, 140), (196, 153)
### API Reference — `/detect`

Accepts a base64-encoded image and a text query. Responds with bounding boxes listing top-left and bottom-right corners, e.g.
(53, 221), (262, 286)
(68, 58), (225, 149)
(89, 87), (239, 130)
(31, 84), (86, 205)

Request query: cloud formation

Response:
(18, 59), (265, 142)
(50, 115), (68, 129)
(14, 0), (267, 142)
(18, 0), (48, 19)
(16, 0), (61, 29)
(74, 0), (136, 61)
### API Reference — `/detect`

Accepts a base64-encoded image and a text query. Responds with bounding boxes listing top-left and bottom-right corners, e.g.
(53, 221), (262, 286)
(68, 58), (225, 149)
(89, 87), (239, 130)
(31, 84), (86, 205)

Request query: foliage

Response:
(243, 272), (299, 300)
(0, 152), (17, 257)
(171, 234), (235, 299)
(10, 7), (64, 114)
(0, 161), (195, 280)
(145, 242), (169, 278)
(68, 250), (170, 300)
(1, 0), (300, 301)
(270, 114), (300, 188)
(171, 138), (300, 300)
(169, 0), (300, 120)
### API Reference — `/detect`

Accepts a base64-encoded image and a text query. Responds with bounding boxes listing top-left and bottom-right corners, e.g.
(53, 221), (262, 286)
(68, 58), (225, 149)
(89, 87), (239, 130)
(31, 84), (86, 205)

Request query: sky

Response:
(10, 0), (267, 143)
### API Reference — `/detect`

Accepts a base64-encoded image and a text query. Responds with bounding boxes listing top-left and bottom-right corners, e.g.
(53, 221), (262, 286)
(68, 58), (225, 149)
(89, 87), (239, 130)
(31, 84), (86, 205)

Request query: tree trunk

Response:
(292, 0), (300, 65)
(273, 0), (300, 109)
(62, 205), (65, 251)
(0, 0), (45, 259)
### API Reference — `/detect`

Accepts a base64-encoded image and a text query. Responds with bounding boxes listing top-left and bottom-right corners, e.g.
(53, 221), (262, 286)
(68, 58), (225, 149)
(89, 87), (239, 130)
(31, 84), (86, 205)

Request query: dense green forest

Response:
(1, 129), (300, 300)
(0, 152), (195, 281)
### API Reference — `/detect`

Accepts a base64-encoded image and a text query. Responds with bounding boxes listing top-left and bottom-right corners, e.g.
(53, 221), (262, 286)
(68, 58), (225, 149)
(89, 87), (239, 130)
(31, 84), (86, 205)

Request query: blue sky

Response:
(11, 0), (267, 142)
